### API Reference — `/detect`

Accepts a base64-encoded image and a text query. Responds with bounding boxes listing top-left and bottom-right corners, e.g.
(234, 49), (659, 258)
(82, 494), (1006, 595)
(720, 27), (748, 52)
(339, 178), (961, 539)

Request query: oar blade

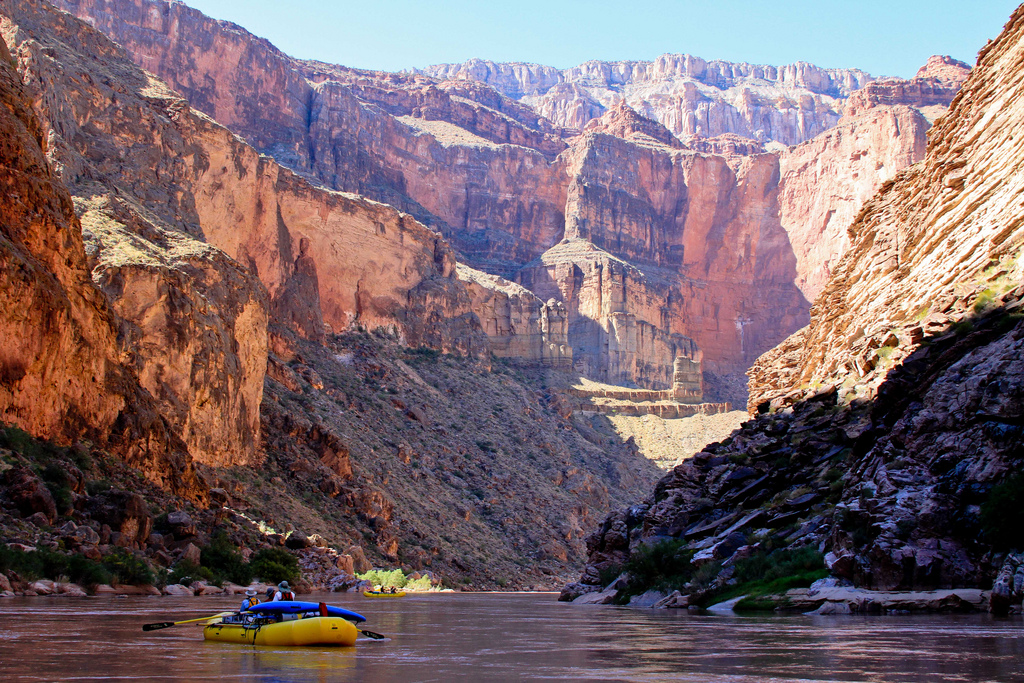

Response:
(142, 622), (175, 632)
(359, 629), (387, 640)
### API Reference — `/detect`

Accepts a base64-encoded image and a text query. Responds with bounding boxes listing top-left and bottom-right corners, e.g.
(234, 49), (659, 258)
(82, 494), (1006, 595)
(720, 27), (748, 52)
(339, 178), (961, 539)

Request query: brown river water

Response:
(0, 592), (1022, 682)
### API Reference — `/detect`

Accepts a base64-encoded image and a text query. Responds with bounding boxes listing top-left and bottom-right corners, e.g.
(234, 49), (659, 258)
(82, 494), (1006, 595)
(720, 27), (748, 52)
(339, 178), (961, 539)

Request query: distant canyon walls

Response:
(54, 0), (968, 400)
(421, 56), (874, 145)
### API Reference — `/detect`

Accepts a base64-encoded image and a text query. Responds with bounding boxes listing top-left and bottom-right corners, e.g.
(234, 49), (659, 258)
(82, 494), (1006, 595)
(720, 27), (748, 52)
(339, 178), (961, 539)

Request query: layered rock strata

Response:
(1, 0), (516, 468)
(566, 5), (1024, 601)
(54, 0), (966, 399)
(750, 11), (1024, 409)
(0, 20), (201, 497)
(422, 56), (874, 145)
(0, 0), (680, 587)
(52, 0), (572, 276)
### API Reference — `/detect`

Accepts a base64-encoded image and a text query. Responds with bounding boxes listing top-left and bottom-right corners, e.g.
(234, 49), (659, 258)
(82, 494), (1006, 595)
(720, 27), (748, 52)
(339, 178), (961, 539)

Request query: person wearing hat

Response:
(240, 589), (259, 612)
(273, 580), (295, 602)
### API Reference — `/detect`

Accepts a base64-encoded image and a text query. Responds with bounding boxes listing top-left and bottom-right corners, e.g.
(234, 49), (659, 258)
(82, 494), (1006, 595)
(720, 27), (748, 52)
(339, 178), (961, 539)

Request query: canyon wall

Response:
(3, 0), (580, 455)
(749, 10), (1024, 410)
(422, 55), (874, 144)
(53, 0), (571, 277)
(0, 1), (665, 584)
(52, 0), (967, 401)
(568, 6), (1024, 600)
(2, 0), (490, 469)
(778, 57), (970, 299)
(0, 15), (202, 497)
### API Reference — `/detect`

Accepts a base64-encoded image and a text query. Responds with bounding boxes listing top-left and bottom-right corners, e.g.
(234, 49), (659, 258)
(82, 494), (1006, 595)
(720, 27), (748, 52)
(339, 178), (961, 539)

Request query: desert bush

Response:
(200, 531), (253, 585)
(249, 547), (298, 584)
(102, 548), (154, 586)
(981, 472), (1024, 550)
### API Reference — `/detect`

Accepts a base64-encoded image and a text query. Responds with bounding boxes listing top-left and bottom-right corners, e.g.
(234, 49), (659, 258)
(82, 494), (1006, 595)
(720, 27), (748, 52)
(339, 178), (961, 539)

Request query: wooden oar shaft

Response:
(142, 611), (234, 631)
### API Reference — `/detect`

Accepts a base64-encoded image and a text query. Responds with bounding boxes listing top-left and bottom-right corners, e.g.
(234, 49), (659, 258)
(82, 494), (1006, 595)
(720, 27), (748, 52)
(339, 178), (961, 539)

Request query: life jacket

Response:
(280, 590), (294, 601)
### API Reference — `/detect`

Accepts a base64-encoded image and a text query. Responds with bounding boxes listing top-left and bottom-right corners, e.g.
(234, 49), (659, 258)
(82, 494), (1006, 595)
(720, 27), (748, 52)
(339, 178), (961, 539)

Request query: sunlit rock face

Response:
(422, 55), (875, 145)
(0, 12), (203, 498)
(52, 0), (965, 400)
(515, 124), (810, 395)
(570, 6), (1024, 598)
(2, 0), (500, 474)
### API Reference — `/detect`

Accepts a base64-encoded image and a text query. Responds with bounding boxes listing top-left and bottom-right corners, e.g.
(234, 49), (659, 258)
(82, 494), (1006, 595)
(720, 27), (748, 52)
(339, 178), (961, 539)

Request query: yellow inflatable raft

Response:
(204, 616), (358, 647)
(363, 590), (406, 598)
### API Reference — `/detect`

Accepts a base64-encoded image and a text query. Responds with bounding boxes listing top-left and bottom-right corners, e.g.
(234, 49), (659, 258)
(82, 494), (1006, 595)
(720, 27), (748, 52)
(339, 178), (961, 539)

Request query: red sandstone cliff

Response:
(568, 6), (1024, 600)
(0, 17), (201, 497)
(2, 0), (576, 465)
(0, 0), (616, 582)
(749, 12), (1024, 409)
(52, 0), (967, 402)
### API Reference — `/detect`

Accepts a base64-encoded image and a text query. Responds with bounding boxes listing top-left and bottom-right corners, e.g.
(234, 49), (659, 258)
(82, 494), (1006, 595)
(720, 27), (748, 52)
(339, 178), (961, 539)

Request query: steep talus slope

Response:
(566, 6), (1024, 606)
(0, 18), (202, 497)
(251, 329), (661, 587)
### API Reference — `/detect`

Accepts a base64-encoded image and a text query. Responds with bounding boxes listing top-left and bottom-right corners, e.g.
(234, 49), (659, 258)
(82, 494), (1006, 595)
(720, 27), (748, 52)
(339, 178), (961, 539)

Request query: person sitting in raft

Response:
(265, 586), (276, 601)
(273, 580), (295, 602)
(240, 589), (259, 612)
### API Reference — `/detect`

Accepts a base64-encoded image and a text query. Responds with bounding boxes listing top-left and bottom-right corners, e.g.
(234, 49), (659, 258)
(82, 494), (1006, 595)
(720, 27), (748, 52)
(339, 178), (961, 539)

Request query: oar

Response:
(143, 611), (235, 631)
(358, 628), (387, 640)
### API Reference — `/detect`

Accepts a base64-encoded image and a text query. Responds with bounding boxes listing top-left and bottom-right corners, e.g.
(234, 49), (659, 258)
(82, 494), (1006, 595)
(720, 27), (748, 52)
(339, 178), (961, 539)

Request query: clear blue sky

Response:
(184, 1), (1020, 78)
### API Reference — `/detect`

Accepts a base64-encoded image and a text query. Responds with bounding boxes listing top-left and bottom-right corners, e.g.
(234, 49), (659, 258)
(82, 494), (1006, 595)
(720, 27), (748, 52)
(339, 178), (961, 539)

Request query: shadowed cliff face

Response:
(566, 6), (1024, 601)
(0, 20), (202, 498)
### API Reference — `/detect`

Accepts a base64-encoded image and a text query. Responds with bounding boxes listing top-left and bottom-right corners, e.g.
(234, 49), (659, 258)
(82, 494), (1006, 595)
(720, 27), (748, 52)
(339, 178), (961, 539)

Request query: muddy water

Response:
(1, 592), (1022, 682)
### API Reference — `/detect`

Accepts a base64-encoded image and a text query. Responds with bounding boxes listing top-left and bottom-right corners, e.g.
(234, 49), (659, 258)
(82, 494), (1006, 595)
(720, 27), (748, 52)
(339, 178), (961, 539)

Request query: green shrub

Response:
(405, 575), (432, 591)
(167, 560), (204, 587)
(621, 539), (695, 598)
(733, 596), (782, 611)
(981, 472), (1024, 550)
(102, 548), (154, 586)
(974, 288), (997, 313)
(39, 462), (73, 516)
(66, 554), (112, 587)
(596, 563), (623, 587)
(732, 545), (824, 585)
(86, 479), (112, 495)
(200, 531), (253, 585)
(0, 545), (112, 586)
(357, 568), (406, 589)
(722, 546), (828, 608)
(249, 547), (298, 584)
(0, 425), (50, 460)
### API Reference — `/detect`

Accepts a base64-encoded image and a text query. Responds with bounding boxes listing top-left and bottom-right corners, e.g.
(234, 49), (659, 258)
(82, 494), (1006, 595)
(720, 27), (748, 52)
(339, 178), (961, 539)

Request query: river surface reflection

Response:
(0, 592), (1022, 681)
